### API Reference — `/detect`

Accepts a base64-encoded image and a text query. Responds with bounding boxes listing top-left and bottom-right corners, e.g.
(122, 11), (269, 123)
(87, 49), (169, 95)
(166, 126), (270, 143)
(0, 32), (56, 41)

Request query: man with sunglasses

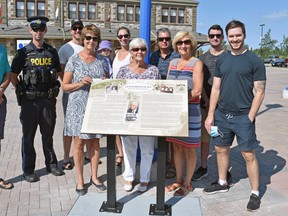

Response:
(193, 25), (235, 183)
(203, 20), (266, 212)
(150, 28), (180, 80)
(11, 16), (64, 182)
(58, 19), (84, 171)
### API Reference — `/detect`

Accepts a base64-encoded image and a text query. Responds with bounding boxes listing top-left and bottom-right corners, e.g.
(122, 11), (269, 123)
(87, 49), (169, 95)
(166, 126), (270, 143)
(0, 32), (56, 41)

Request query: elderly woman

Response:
(116, 38), (160, 192)
(62, 24), (107, 196)
(165, 31), (203, 197)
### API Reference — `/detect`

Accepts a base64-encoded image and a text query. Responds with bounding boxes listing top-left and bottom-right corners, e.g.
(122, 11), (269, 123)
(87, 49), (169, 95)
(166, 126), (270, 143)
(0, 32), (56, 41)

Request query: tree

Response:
(261, 29), (278, 52)
(280, 36), (288, 56)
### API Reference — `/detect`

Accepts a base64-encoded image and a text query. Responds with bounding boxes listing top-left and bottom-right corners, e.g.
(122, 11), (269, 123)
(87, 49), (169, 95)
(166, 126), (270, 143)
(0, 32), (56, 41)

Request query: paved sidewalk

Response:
(0, 67), (287, 216)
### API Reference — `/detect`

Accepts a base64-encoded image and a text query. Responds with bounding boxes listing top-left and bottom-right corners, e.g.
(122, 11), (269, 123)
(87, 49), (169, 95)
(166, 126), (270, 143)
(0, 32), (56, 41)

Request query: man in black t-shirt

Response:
(203, 20), (266, 212)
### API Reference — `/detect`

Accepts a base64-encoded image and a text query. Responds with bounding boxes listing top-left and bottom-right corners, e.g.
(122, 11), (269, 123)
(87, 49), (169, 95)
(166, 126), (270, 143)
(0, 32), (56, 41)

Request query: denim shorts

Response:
(210, 109), (259, 151)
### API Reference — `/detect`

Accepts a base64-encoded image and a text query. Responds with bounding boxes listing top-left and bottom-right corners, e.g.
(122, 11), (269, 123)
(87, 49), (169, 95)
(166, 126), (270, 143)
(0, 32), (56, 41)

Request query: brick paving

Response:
(0, 66), (287, 216)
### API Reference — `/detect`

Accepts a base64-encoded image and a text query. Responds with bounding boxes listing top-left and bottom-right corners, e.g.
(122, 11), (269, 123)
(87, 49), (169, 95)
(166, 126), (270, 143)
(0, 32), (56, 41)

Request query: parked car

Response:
(263, 55), (280, 64)
(271, 59), (287, 67)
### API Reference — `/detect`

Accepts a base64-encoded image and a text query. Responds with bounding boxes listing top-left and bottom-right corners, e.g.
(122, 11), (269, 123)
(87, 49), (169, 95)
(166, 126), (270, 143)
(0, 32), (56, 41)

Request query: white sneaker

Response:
(124, 184), (133, 192)
(137, 184), (148, 192)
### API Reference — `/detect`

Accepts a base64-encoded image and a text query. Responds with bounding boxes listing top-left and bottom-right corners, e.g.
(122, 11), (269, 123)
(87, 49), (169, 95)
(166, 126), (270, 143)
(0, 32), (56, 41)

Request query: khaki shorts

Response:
(201, 108), (210, 143)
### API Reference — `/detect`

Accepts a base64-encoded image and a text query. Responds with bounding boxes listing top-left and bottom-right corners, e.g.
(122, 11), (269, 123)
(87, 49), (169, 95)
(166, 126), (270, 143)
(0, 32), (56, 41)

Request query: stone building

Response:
(0, 0), (207, 61)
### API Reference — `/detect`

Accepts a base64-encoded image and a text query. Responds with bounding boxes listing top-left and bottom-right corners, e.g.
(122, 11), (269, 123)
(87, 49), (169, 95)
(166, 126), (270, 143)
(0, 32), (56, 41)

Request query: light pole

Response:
(259, 24), (265, 58)
(259, 24), (265, 45)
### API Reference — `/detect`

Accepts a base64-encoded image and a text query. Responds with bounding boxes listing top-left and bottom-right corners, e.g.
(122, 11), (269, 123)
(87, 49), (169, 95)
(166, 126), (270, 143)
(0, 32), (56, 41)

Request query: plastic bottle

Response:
(283, 86), (288, 99)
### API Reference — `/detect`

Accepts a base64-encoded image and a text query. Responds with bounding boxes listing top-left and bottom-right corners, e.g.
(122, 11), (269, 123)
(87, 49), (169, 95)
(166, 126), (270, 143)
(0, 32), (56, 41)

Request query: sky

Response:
(196, 0), (288, 50)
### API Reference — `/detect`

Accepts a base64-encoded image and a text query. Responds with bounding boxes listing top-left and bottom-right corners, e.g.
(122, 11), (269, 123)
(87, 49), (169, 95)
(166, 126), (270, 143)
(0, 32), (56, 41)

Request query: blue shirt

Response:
(150, 49), (180, 79)
(0, 45), (11, 83)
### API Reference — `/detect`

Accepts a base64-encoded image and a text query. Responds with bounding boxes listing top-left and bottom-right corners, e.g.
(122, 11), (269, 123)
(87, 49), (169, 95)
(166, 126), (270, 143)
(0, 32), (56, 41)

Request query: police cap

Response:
(27, 16), (49, 28)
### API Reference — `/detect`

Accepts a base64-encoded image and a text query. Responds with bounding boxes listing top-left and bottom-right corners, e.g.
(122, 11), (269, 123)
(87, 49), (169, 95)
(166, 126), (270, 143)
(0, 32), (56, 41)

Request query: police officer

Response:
(11, 16), (64, 182)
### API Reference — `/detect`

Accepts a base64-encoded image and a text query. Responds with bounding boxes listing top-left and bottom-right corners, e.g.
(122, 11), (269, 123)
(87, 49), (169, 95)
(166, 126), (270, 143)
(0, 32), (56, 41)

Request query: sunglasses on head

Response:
(158, 37), (171, 42)
(72, 26), (83, 31)
(117, 34), (130, 39)
(84, 36), (99, 42)
(176, 39), (191, 46)
(131, 47), (147, 52)
(32, 27), (45, 32)
(208, 34), (222, 39)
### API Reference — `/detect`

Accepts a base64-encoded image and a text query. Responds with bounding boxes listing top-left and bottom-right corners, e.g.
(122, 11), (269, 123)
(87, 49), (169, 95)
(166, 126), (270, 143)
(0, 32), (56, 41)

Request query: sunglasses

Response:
(208, 34), (222, 39)
(117, 34), (130, 39)
(84, 36), (99, 42)
(72, 26), (83, 31)
(176, 40), (191, 46)
(131, 47), (147, 52)
(32, 27), (45, 32)
(158, 37), (171, 42)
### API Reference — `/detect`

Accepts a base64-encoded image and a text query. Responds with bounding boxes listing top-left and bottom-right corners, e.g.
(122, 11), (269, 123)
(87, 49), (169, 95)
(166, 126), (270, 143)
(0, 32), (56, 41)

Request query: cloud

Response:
(263, 10), (288, 19)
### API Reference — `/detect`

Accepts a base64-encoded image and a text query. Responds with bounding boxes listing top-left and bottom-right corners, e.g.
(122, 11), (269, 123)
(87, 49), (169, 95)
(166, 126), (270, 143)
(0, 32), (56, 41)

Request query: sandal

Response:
(0, 178), (14, 190)
(173, 185), (192, 197)
(116, 155), (123, 166)
(165, 182), (182, 192)
(165, 167), (176, 179)
(62, 161), (73, 170)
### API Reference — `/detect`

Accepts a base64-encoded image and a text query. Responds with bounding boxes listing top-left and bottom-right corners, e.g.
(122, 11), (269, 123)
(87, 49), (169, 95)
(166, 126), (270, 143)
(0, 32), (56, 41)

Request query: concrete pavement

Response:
(0, 66), (287, 216)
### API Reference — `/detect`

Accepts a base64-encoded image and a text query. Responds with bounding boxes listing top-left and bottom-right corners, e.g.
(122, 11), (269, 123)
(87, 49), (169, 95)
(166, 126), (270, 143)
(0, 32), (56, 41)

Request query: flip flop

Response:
(0, 178), (14, 190)
(165, 182), (182, 192)
(62, 161), (73, 170)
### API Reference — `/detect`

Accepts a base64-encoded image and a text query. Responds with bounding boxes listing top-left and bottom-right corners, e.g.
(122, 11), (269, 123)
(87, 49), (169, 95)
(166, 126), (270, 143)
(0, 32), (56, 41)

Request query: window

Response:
(27, 2), (35, 17)
(117, 5), (140, 22)
(16, 1), (25, 17)
(79, 3), (86, 19)
(135, 7), (140, 21)
(16, 0), (45, 18)
(117, 6), (125, 21)
(127, 6), (133, 21)
(88, 4), (96, 19)
(68, 2), (97, 20)
(162, 8), (186, 23)
(170, 8), (176, 23)
(162, 8), (168, 23)
(178, 9), (184, 23)
(68, 3), (77, 19)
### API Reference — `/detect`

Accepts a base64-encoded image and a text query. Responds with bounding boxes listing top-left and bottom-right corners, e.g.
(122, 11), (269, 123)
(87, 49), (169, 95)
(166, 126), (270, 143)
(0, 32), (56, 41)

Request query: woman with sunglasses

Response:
(116, 38), (160, 192)
(62, 24), (107, 196)
(165, 31), (203, 197)
(112, 27), (131, 167)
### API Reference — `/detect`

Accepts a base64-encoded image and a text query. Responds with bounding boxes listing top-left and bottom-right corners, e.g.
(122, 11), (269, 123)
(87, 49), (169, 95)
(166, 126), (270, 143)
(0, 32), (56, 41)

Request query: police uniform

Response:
(11, 16), (64, 181)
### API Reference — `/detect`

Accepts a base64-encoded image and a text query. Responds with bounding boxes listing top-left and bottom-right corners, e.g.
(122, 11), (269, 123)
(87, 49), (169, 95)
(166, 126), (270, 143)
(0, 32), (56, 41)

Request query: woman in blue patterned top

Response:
(62, 24), (107, 196)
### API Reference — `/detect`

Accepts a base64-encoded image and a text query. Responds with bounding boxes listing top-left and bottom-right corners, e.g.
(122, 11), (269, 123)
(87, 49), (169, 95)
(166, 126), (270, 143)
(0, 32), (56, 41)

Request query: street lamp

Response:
(259, 24), (265, 59)
(259, 24), (265, 45)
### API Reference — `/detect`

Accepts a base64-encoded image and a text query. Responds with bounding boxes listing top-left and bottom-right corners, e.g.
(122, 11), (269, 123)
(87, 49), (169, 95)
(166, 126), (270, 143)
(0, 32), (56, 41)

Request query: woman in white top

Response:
(112, 27), (131, 79)
(112, 26), (131, 167)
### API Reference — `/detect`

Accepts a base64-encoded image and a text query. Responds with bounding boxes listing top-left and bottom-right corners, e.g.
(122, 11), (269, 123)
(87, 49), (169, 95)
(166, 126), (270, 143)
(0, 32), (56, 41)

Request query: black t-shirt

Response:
(214, 51), (266, 115)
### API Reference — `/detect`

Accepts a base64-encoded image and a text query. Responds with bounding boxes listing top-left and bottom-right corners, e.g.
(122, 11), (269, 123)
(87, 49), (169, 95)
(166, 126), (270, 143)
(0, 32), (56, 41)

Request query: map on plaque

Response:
(81, 79), (189, 137)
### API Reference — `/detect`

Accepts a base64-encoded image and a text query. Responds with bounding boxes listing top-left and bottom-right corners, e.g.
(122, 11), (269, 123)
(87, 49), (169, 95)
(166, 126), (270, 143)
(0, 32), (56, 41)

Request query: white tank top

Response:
(112, 52), (131, 79)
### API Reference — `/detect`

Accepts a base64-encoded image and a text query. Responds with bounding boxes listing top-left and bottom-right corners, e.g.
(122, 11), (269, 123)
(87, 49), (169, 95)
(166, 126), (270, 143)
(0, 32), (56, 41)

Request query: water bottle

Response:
(283, 86), (288, 99)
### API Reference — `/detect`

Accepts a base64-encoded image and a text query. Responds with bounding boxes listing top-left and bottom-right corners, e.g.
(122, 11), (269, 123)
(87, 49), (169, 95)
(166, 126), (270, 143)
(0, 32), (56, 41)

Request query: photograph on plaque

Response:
(81, 79), (189, 137)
